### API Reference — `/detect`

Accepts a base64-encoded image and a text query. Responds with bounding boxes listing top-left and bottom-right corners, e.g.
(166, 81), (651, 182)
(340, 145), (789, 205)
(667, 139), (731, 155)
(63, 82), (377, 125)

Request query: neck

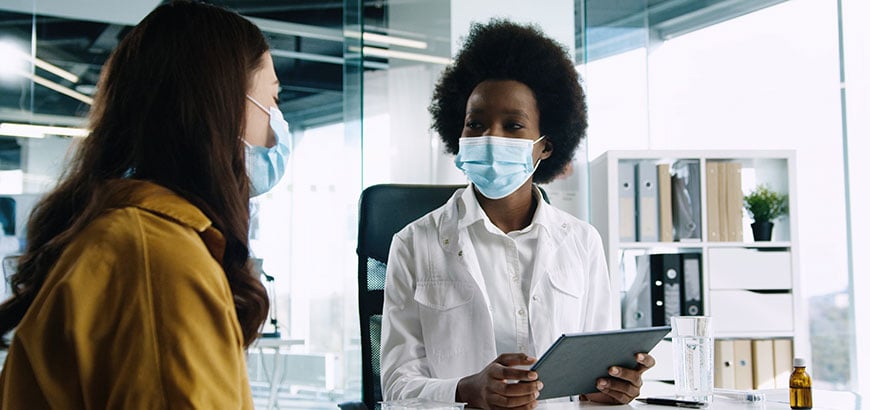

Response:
(475, 183), (539, 233)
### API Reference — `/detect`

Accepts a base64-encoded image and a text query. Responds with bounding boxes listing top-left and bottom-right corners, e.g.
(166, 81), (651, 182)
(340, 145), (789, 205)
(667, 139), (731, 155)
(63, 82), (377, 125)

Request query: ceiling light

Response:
(357, 47), (451, 65)
(0, 39), (29, 82)
(28, 73), (94, 105)
(0, 39), (80, 84)
(344, 31), (427, 49)
(30, 56), (80, 83)
(0, 123), (90, 139)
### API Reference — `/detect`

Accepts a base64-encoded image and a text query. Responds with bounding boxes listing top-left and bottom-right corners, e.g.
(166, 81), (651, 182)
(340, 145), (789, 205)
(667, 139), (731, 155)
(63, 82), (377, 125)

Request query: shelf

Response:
(618, 242), (703, 249)
(712, 331), (796, 339)
(618, 241), (791, 249)
(706, 241), (791, 248)
(590, 149), (806, 365)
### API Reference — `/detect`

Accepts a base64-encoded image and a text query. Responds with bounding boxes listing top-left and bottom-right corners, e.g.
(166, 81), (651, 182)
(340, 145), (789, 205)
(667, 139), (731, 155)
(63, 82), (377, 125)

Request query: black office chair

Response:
(339, 184), (463, 410)
(338, 183), (549, 410)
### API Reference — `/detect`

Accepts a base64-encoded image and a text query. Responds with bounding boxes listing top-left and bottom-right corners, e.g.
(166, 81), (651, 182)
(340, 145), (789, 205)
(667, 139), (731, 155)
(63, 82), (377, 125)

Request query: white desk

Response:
(251, 337), (305, 410)
(527, 382), (862, 410)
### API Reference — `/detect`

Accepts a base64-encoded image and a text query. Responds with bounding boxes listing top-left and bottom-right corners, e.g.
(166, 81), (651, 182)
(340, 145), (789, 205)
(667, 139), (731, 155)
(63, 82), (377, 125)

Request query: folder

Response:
(618, 162), (636, 242)
(705, 162), (721, 242)
(657, 164), (674, 242)
(636, 162), (659, 242)
(733, 339), (754, 390)
(725, 162), (744, 242)
(680, 253), (703, 316)
(717, 162), (729, 242)
(752, 339), (776, 389)
(773, 339), (794, 388)
(649, 253), (681, 326)
(622, 253), (652, 329)
(672, 160), (701, 241)
(714, 339), (736, 389)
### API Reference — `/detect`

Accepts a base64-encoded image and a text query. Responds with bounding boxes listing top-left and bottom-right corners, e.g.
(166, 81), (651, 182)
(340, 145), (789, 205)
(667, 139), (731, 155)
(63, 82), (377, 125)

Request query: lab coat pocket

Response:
(544, 268), (585, 330)
(414, 280), (475, 311)
(546, 268), (582, 298)
(414, 280), (479, 367)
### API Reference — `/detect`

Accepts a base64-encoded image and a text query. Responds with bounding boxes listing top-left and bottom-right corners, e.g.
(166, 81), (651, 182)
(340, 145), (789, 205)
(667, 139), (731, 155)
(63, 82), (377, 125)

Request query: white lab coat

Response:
(380, 186), (616, 402)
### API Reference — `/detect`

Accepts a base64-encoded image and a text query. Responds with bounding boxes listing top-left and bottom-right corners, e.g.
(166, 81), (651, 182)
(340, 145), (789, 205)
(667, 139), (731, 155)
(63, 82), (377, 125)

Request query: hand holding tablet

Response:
(530, 326), (671, 400)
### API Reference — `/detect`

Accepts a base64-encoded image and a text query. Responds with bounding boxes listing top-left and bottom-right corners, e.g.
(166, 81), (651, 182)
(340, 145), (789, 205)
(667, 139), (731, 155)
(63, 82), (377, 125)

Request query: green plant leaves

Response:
(743, 184), (788, 222)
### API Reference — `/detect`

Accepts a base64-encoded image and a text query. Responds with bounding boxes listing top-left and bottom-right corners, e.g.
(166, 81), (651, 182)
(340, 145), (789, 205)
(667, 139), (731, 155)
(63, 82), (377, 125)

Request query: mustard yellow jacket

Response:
(0, 180), (253, 409)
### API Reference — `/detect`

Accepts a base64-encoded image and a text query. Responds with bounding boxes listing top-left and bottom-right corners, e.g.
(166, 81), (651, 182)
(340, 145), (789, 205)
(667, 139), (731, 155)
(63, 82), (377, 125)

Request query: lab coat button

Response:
(532, 296), (540, 302)
(518, 309), (526, 316)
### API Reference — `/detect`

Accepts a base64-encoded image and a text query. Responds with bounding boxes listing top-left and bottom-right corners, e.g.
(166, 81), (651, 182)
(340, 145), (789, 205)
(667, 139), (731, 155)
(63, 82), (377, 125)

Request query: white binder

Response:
(635, 161), (659, 242)
(618, 162), (636, 242)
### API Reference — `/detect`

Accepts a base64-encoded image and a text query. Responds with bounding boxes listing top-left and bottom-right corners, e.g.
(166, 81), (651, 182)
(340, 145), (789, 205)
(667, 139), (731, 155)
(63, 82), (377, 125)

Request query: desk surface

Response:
(526, 382), (861, 410)
(251, 337), (304, 348)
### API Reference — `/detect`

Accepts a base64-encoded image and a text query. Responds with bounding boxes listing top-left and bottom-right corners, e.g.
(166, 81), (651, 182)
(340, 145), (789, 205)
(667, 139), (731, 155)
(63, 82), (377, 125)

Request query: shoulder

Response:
(542, 202), (602, 240)
(58, 205), (223, 292)
(394, 187), (464, 241)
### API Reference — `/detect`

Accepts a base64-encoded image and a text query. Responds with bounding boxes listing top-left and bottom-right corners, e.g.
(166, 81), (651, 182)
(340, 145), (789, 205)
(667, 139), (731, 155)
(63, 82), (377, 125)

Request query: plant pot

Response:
(751, 221), (774, 241)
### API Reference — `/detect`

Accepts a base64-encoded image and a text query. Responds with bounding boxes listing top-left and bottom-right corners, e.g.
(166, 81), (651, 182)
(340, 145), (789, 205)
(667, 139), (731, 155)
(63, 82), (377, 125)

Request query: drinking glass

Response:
(671, 316), (714, 402)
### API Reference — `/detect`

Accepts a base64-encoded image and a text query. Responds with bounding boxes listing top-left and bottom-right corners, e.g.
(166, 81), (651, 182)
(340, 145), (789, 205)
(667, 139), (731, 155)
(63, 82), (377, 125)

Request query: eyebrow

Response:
(465, 108), (530, 120)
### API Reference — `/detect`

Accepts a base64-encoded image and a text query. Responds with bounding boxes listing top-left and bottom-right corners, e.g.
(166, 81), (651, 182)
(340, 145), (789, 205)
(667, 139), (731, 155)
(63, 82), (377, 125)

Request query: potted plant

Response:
(743, 184), (789, 241)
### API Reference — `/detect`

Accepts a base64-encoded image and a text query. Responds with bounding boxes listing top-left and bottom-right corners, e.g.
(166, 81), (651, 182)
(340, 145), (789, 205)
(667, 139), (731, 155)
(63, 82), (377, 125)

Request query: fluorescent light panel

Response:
(6, 45), (80, 83)
(28, 73), (94, 105)
(359, 46), (451, 65)
(344, 30), (427, 49)
(0, 123), (89, 138)
(30, 56), (80, 83)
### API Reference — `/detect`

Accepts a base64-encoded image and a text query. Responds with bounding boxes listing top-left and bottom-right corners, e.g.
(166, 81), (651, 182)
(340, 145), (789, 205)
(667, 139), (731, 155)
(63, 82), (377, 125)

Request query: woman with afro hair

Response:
(380, 19), (656, 408)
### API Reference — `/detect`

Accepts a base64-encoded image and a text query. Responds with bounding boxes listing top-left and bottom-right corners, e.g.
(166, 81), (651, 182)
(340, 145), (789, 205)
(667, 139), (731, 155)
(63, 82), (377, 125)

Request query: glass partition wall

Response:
(0, 1), (455, 407)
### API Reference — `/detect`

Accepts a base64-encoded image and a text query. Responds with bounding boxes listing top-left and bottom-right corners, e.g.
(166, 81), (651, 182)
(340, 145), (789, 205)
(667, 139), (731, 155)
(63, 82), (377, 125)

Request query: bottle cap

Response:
(794, 357), (806, 367)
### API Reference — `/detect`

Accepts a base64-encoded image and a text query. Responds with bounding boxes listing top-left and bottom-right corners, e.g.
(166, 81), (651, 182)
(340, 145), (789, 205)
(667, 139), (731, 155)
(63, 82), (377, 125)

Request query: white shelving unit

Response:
(589, 150), (806, 381)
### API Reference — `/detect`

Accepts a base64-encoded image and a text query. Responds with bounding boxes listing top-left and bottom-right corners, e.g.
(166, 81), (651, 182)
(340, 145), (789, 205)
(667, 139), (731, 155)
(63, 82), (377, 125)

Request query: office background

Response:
(0, 0), (867, 407)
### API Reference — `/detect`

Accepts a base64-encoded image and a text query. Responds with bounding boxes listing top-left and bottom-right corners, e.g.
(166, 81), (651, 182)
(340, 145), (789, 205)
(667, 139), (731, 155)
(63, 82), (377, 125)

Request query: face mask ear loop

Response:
(246, 95), (270, 115)
(532, 135), (546, 169)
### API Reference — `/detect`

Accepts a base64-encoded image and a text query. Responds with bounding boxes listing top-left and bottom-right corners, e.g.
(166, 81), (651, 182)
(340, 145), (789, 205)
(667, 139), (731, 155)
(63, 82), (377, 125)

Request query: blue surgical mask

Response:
(245, 95), (291, 197)
(454, 135), (545, 200)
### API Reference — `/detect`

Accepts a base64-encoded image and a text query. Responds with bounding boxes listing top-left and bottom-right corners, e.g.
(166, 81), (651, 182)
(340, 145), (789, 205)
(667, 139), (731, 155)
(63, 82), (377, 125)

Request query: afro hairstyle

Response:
(429, 19), (588, 184)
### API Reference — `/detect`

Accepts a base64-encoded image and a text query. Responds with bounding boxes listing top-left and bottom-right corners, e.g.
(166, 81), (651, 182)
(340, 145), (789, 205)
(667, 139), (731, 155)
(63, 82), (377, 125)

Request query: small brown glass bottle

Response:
(790, 357), (813, 409)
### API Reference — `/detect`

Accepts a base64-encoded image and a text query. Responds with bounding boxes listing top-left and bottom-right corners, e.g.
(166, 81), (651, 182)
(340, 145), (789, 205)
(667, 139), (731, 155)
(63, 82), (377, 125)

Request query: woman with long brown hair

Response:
(0, 1), (281, 407)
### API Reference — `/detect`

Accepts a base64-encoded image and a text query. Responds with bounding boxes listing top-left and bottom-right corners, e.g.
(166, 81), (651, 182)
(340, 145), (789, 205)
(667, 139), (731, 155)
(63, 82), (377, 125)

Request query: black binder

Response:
(680, 253), (703, 316)
(649, 253), (681, 326)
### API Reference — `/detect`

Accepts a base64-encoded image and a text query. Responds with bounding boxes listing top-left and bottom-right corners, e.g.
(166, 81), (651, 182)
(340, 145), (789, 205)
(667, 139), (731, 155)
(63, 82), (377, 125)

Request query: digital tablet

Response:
(530, 326), (671, 400)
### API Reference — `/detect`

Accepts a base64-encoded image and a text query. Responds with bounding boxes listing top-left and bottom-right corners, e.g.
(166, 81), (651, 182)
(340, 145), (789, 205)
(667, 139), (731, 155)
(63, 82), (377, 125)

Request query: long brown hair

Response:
(0, 0), (269, 347)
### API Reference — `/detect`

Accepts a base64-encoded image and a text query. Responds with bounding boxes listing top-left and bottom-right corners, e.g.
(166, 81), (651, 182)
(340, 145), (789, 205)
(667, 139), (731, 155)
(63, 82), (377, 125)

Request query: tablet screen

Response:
(530, 326), (671, 400)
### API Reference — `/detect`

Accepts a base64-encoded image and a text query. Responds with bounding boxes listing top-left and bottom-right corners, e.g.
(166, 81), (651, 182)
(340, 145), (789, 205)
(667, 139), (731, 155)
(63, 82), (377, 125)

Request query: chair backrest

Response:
(356, 184), (462, 410)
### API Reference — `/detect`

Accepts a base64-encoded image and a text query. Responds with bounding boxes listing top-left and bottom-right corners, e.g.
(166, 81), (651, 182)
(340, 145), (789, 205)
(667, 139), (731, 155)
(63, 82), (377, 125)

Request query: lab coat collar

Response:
(456, 184), (552, 237)
(441, 185), (572, 268)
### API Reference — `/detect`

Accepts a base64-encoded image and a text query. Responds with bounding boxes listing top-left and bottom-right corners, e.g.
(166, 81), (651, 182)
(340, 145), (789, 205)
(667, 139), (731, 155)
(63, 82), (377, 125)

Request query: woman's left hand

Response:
(583, 353), (656, 404)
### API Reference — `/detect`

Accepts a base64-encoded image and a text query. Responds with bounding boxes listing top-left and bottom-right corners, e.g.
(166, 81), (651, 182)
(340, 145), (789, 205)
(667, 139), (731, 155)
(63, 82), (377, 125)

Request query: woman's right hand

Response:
(455, 353), (543, 410)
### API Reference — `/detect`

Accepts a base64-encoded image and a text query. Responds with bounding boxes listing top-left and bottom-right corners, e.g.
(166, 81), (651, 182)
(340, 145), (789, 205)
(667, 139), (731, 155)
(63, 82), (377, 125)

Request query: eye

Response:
(507, 122), (525, 130)
(465, 120), (483, 130)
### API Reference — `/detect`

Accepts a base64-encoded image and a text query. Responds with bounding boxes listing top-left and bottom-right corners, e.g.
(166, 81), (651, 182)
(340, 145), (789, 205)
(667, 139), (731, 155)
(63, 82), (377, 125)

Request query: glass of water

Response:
(671, 316), (714, 402)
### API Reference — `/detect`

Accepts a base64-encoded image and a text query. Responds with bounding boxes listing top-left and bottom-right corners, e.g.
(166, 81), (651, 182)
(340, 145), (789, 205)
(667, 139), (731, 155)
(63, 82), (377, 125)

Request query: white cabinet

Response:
(707, 248), (792, 290)
(589, 150), (806, 381)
